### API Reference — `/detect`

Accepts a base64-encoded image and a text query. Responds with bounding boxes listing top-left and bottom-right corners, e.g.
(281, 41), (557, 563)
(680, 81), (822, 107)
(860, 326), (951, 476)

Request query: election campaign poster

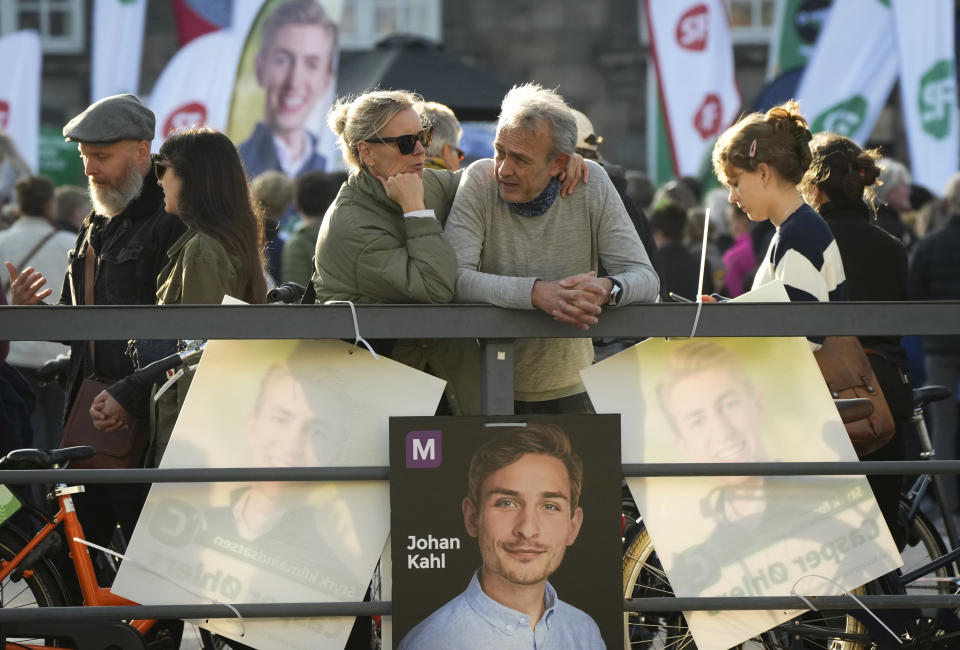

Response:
(389, 415), (622, 649)
(113, 338), (445, 650)
(582, 333), (902, 650)
(227, 0), (342, 181)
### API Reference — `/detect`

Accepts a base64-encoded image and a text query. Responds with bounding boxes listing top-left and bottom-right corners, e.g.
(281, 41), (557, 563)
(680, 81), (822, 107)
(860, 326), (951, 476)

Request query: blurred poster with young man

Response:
(149, 0), (341, 182)
(581, 284), (902, 650)
(228, 0), (341, 180)
(113, 338), (445, 650)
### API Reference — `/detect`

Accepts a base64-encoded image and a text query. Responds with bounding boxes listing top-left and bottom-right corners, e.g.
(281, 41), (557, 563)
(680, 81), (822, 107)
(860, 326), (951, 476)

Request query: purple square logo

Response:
(405, 430), (442, 468)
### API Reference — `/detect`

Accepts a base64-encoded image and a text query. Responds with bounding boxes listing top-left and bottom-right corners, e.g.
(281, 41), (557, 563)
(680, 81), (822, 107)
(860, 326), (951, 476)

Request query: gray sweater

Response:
(444, 158), (659, 400)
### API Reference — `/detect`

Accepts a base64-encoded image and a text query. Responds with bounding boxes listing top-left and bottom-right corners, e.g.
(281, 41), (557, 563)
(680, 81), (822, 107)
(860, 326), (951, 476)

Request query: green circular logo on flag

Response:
(918, 59), (956, 140)
(811, 95), (868, 136)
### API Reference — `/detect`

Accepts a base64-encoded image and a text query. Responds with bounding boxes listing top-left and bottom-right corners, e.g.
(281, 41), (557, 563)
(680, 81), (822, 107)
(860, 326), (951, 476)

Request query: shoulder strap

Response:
(84, 237), (96, 362)
(2, 228), (58, 293)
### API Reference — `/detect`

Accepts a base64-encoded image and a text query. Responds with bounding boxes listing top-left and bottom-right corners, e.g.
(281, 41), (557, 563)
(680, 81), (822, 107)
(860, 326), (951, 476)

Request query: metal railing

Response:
(1, 301), (959, 633)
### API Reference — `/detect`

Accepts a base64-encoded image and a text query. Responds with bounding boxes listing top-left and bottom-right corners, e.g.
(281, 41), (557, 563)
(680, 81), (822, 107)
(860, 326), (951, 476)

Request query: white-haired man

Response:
(444, 84), (659, 413)
(422, 101), (464, 171)
(876, 157), (916, 249)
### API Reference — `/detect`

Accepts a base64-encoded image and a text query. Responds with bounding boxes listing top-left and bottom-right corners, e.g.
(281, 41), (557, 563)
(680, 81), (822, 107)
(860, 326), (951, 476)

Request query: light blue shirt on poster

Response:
(398, 571), (605, 649)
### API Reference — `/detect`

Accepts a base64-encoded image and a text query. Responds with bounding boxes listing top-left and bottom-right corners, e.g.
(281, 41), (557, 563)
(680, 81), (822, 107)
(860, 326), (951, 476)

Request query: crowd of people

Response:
(0, 71), (959, 649)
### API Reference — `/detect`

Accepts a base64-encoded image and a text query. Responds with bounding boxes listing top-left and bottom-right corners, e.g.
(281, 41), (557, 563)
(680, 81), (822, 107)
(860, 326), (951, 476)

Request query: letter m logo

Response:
(405, 430), (442, 468)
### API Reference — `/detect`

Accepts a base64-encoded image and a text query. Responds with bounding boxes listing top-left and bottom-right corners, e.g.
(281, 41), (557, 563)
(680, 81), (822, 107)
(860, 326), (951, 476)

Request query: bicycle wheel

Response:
(0, 524), (72, 646)
(900, 503), (957, 599)
(622, 524), (868, 649)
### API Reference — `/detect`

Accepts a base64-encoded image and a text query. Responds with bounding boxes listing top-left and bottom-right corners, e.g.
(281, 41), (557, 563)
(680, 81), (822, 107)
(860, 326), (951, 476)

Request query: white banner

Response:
(91, 0), (147, 102)
(893, 0), (958, 192)
(796, 0), (897, 144)
(644, 0), (740, 177)
(148, 0), (266, 150)
(0, 31), (41, 171)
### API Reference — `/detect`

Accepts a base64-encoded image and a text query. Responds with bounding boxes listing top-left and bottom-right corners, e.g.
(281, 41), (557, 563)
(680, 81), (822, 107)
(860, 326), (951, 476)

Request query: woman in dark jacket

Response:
(800, 132), (912, 547)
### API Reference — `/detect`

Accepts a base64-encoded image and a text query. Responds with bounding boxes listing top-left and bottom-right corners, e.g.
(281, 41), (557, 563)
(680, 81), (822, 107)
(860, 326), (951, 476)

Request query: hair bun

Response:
(327, 98), (351, 137)
(856, 154), (881, 187)
(766, 101), (811, 142)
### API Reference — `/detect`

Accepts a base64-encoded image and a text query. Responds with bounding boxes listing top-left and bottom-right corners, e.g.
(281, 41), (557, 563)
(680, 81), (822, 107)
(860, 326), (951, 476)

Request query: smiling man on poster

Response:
(398, 424), (604, 649)
(238, 0), (336, 178)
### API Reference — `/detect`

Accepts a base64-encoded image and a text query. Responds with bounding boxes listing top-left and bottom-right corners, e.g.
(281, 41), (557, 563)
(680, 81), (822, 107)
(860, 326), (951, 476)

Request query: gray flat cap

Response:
(63, 94), (155, 144)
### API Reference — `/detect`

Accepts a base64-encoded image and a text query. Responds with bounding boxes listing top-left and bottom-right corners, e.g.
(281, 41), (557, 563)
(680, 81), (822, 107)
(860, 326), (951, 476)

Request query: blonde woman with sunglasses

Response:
(315, 89), (458, 306)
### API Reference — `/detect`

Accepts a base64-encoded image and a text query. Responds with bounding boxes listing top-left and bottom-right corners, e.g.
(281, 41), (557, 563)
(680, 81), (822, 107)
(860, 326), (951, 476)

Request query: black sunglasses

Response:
(154, 161), (172, 180)
(373, 127), (433, 155)
(454, 147), (465, 161)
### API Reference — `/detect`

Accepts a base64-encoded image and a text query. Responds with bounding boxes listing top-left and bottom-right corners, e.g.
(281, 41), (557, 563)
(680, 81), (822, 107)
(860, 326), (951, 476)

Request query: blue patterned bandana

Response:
(508, 177), (561, 217)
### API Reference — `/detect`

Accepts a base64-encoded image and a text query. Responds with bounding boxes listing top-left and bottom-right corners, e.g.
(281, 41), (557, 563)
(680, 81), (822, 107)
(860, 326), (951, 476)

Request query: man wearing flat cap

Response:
(5, 94), (185, 552)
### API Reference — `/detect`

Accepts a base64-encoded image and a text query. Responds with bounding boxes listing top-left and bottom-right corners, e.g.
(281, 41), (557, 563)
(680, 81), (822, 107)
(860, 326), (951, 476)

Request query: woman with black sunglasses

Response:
(92, 127), (267, 464)
(315, 89), (459, 306)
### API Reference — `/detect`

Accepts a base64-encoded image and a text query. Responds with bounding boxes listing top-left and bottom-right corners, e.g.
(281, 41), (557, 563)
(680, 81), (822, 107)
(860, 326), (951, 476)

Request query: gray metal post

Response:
(481, 339), (514, 415)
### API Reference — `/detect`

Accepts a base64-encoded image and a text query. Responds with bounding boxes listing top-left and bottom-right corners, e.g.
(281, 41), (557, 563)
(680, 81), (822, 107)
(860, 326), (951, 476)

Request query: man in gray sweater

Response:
(444, 83), (659, 413)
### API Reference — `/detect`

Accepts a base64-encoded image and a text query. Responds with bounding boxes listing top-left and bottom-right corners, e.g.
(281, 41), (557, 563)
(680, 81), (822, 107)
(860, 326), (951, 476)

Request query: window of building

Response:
(726, 0), (777, 44)
(339, 0), (441, 50)
(0, 0), (85, 54)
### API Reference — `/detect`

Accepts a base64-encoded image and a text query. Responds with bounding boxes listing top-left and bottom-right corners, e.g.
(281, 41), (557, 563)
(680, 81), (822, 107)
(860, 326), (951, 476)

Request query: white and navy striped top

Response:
(752, 204), (848, 345)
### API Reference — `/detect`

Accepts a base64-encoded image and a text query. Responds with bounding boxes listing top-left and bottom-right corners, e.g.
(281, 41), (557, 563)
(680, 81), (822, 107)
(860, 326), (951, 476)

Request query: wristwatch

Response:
(606, 277), (623, 306)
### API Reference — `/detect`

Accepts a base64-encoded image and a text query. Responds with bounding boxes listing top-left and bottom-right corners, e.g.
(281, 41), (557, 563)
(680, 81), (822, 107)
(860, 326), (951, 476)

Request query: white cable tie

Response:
(794, 593), (818, 611)
(791, 574), (902, 645)
(689, 207), (709, 339)
(73, 537), (245, 637)
(689, 301), (704, 339)
(324, 300), (379, 359)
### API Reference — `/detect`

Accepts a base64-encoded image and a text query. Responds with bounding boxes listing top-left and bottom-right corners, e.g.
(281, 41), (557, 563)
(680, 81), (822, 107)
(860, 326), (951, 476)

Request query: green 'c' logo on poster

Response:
(919, 59), (956, 140)
(0, 485), (21, 525)
(811, 95), (867, 136)
(876, 0), (890, 7)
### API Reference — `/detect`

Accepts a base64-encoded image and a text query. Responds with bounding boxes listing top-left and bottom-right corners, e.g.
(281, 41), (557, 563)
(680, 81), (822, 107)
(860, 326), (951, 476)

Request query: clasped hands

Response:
(531, 272), (613, 331)
(90, 390), (133, 432)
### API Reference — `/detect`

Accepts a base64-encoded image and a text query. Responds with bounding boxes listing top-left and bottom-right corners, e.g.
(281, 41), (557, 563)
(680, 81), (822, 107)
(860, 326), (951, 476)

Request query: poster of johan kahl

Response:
(389, 415), (623, 650)
(113, 338), (446, 650)
(582, 334), (903, 650)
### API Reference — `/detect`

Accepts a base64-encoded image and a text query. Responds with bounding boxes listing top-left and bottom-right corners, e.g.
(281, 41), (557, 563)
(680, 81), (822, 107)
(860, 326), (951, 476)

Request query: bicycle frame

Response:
(908, 403), (960, 550)
(0, 481), (157, 647)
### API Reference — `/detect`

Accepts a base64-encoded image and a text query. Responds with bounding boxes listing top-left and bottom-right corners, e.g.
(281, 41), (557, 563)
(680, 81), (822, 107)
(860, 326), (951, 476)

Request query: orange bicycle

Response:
(0, 445), (185, 649)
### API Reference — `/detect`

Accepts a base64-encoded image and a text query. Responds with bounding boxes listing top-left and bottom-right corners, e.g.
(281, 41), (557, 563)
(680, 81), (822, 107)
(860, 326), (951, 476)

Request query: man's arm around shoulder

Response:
(590, 165), (659, 305)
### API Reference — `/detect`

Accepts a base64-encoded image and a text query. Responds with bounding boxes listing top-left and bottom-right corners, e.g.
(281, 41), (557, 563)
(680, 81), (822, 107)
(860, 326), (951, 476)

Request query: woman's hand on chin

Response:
(377, 172), (426, 213)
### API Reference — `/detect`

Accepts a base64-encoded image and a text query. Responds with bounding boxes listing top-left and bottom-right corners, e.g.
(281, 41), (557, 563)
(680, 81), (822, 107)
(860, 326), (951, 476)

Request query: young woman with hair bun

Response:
(711, 100), (847, 314)
(801, 133), (913, 543)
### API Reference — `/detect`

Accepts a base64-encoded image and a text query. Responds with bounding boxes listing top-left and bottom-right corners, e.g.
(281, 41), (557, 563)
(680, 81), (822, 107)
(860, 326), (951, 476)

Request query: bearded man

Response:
(5, 93), (185, 550)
